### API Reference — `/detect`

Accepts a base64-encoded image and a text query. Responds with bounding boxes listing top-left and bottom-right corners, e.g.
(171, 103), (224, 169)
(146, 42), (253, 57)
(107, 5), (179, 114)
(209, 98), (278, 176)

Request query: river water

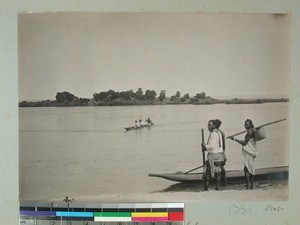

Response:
(19, 103), (289, 201)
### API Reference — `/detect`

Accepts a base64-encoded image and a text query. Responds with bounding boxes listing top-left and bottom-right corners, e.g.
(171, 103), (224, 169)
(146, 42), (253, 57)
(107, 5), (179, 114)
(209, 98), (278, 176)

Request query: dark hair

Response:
(208, 119), (215, 125)
(208, 119), (222, 128)
(245, 119), (254, 128)
(214, 119), (222, 129)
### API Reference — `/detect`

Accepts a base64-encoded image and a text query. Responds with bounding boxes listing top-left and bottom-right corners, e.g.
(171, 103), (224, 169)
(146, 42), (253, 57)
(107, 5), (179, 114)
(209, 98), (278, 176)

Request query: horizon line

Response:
(19, 94), (289, 102)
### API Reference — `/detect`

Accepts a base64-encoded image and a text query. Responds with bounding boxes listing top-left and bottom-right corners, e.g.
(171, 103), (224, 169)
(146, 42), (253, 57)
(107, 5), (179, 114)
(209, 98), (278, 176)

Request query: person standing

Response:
(215, 119), (227, 186)
(201, 119), (226, 191)
(230, 119), (257, 189)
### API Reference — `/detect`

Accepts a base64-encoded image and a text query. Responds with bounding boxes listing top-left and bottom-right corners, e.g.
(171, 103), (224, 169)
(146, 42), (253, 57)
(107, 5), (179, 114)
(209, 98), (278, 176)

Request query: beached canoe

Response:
(125, 123), (153, 131)
(148, 166), (288, 183)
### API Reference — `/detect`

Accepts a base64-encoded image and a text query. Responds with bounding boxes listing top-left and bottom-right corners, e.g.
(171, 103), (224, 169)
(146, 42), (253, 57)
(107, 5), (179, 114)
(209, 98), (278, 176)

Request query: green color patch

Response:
(94, 212), (131, 217)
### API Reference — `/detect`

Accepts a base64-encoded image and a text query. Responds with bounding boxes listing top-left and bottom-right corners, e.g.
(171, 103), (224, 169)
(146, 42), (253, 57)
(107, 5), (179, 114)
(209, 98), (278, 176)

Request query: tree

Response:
(175, 91), (181, 98)
(93, 91), (108, 101)
(115, 91), (122, 99)
(183, 93), (190, 99)
(170, 95), (176, 102)
(194, 92), (206, 100)
(135, 87), (145, 100)
(180, 97), (186, 102)
(118, 91), (126, 100)
(56, 92), (64, 102)
(93, 93), (99, 101)
(125, 90), (136, 100)
(129, 90), (136, 99)
(56, 91), (75, 102)
(158, 90), (166, 101)
(144, 90), (157, 100)
(106, 89), (117, 100)
(98, 91), (108, 101)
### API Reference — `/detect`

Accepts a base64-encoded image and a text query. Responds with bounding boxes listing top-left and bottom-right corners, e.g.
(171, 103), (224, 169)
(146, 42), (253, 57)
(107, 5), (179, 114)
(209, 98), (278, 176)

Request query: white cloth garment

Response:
(206, 129), (223, 154)
(242, 138), (257, 175)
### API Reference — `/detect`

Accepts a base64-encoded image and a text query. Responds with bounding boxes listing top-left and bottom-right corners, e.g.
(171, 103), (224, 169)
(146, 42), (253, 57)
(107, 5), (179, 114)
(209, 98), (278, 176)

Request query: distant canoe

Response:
(125, 123), (154, 131)
(149, 166), (288, 183)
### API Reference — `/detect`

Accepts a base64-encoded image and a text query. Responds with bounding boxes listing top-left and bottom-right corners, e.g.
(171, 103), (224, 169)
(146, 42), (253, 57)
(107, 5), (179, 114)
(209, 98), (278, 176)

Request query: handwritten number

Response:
(240, 204), (246, 214)
(265, 205), (284, 212)
(229, 204), (251, 215)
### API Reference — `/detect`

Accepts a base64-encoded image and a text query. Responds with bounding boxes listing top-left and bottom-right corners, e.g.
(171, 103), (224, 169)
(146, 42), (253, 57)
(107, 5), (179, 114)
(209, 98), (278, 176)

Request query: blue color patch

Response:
(56, 212), (93, 217)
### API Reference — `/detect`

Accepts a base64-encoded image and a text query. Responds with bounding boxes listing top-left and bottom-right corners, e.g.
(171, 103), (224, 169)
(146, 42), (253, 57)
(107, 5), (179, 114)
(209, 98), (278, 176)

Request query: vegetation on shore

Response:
(19, 88), (289, 107)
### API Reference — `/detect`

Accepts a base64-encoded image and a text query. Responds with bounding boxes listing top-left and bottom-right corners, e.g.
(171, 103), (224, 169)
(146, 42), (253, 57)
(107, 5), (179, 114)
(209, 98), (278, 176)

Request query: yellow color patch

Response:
(131, 212), (168, 217)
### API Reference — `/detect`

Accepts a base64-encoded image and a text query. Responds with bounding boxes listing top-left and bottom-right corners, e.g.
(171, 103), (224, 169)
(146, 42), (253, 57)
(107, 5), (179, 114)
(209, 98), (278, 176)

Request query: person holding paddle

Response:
(229, 119), (257, 189)
(201, 119), (226, 191)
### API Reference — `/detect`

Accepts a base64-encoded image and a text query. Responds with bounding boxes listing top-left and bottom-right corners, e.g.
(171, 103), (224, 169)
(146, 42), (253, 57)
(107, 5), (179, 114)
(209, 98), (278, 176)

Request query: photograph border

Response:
(1, 0), (300, 224)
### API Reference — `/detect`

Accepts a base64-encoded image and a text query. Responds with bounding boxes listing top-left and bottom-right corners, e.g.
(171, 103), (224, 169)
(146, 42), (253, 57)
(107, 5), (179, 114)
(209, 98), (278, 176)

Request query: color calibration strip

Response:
(20, 203), (184, 222)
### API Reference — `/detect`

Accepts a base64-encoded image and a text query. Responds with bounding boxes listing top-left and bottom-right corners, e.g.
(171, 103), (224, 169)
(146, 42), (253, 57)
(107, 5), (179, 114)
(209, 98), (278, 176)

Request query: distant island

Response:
(19, 88), (289, 107)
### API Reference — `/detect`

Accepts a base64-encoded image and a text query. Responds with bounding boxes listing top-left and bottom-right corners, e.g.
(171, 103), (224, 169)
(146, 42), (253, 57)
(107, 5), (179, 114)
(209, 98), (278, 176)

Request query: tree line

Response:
(19, 88), (209, 107)
(89, 88), (207, 103)
(19, 88), (288, 107)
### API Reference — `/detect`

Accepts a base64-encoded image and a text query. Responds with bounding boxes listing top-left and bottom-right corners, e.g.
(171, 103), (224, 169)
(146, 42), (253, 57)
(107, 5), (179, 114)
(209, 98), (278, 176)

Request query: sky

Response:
(18, 12), (290, 101)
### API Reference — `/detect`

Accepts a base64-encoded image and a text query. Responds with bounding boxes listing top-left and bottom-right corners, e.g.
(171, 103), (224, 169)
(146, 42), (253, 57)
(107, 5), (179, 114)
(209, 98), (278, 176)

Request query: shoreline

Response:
(22, 180), (288, 203)
(19, 99), (289, 107)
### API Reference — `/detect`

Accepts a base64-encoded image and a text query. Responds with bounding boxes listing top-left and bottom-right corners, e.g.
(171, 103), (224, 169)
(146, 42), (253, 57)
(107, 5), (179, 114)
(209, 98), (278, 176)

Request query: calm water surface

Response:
(19, 103), (289, 201)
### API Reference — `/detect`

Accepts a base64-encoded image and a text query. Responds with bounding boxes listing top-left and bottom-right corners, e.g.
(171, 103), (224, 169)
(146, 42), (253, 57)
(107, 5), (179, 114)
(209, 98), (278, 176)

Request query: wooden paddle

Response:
(201, 128), (205, 166)
(184, 128), (206, 174)
(227, 118), (286, 139)
(184, 165), (204, 174)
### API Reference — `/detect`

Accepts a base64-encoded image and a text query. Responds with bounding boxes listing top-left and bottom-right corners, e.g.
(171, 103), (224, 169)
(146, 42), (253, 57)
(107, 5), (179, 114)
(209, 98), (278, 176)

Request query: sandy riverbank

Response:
(49, 180), (288, 203)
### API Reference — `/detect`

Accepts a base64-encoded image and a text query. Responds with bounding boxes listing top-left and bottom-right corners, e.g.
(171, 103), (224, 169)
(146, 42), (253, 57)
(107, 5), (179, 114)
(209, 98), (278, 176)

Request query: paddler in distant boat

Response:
(147, 117), (152, 125)
(215, 119), (227, 186)
(201, 119), (226, 191)
(229, 119), (258, 190)
(138, 119), (143, 127)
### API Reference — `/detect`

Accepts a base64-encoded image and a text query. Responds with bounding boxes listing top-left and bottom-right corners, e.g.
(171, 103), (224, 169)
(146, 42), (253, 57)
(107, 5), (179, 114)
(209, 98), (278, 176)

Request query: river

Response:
(19, 103), (289, 201)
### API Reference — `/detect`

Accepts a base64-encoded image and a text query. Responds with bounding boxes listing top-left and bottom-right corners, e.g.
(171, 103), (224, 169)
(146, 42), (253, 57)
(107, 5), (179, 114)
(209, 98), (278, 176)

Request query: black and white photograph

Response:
(19, 12), (289, 203)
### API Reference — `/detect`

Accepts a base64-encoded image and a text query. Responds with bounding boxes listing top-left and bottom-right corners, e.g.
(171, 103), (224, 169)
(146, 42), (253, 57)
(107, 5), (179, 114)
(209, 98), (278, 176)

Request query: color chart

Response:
(20, 202), (184, 225)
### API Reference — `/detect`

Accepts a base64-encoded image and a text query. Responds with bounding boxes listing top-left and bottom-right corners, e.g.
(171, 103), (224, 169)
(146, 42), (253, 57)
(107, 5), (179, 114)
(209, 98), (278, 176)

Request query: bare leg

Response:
(244, 166), (250, 189)
(250, 174), (254, 189)
(215, 172), (221, 191)
(221, 166), (227, 186)
(203, 161), (209, 191)
(203, 175), (209, 191)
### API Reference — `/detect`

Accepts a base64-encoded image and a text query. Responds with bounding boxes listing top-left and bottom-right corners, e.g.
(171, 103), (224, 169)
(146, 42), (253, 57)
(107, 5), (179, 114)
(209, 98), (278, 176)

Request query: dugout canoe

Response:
(148, 165), (288, 183)
(125, 123), (153, 131)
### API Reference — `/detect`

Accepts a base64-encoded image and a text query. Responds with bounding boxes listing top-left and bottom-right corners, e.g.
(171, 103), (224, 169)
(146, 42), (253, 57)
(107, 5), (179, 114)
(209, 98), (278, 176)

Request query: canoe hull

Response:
(125, 123), (153, 131)
(148, 166), (288, 183)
